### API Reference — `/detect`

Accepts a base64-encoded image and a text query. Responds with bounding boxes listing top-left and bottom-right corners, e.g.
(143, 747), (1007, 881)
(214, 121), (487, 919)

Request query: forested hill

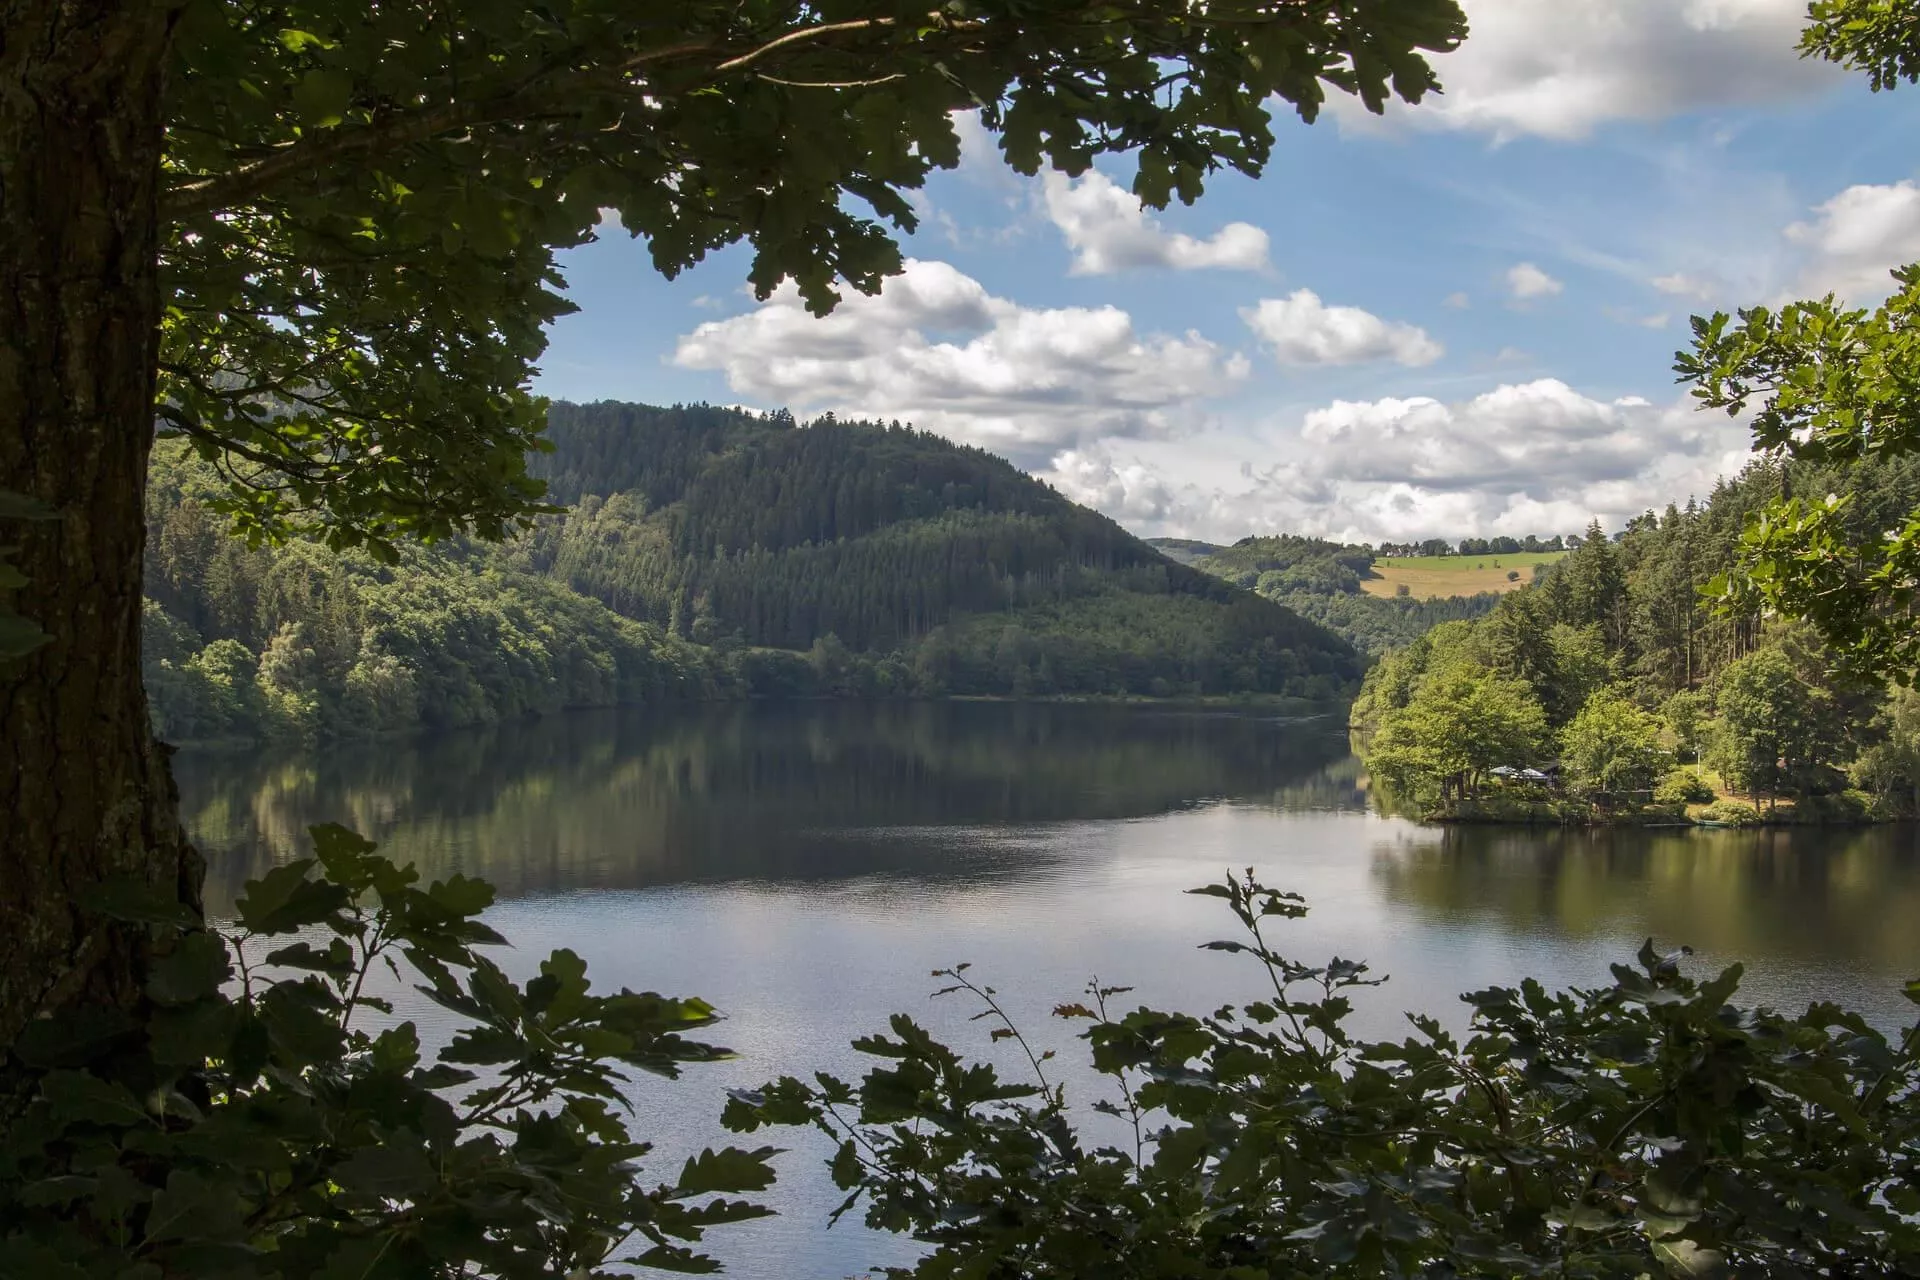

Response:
(514, 401), (1361, 693)
(141, 404), (1361, 743)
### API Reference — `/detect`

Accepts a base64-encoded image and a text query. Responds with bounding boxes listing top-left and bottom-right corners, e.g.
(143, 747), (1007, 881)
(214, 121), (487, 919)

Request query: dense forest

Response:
(142, 404), (1361, 741)
(1155, 533), (1517, 653)
(1350, 453), (1920, 823)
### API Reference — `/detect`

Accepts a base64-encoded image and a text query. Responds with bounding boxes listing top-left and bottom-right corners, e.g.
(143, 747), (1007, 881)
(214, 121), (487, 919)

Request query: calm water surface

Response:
(176, 701), (1920, 1279)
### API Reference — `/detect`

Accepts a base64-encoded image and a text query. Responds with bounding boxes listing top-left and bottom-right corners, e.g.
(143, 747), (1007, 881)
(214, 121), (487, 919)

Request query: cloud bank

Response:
(1378, 0), (1836, 141)
(673, 258), (1248, 462)
(1043, 380), (1754, 544)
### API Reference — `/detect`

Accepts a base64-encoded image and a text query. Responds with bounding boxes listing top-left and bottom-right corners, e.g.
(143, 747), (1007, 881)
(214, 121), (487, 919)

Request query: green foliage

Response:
(1699, 799), (1763, 828)
(1348, 476), (1912, 819)
(1653, 767), (1716, 807)
(1661, 689), (1710, 763)
(0, 825), (774, 1276)
(1802, 0), (1920, 92)
(726, 870), (1920, 1278)
(1164, 533), (1507, 655)
(1674, 4), (1920, 682)
(1365, 654), (1549, 801)
(1678, 281), (1920, 680)
(1707, 636), (1852, 808)
(157, 0), (1467, 553)
(1268, 589), (1503, 656)
(522, 405), (1360, 697)
(1559, 689), (1666, 798)
(144, 408), (1363, 740)
(144, 438), (728, 741)
(1851, 683), (1920, 815)
(1563, 520), (1630, 649)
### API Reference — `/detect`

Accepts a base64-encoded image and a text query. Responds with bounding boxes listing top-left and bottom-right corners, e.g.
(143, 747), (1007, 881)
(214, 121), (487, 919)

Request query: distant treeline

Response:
(1376, 534), (1571, 557)
(142, 404), (1362, 742)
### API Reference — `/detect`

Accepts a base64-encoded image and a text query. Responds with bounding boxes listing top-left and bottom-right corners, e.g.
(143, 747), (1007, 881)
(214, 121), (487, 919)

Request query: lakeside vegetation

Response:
(1349, 453), (1920, 826)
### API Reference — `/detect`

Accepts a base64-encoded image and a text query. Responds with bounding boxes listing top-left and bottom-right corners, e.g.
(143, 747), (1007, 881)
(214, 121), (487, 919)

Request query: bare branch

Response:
(753, 71), (907, 89)
(713, 16), (897, 73)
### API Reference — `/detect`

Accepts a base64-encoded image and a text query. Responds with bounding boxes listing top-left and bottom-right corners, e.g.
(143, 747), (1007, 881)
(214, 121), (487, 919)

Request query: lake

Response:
(175, 700), (1920, 1279)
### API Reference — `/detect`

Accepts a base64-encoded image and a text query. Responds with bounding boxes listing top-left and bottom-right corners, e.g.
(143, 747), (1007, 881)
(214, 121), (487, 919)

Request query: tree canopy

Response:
(155, 0), (1469, 554)
(1559, 688), (1664, 798)
(1, 0), (1471, 1043)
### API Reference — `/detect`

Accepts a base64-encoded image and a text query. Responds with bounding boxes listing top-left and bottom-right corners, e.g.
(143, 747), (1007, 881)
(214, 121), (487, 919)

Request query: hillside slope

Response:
(1156, 534), (1508, 655)
(515, 402), (1363, 698)
(141, 405), (1363, 741)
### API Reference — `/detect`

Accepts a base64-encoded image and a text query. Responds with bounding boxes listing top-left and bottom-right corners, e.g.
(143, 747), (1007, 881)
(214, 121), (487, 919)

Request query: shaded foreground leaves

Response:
(0, 824), (775, 1277)
(8, 840), (1919, 1278)
(728, 871), (1920, 1279)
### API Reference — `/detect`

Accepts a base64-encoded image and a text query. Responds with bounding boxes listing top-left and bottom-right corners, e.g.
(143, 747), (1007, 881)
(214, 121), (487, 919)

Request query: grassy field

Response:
(1361, 551), (1570, 600)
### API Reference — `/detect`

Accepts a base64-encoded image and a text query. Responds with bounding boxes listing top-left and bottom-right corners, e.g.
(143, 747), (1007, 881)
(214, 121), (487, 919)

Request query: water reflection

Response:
(177, 700), (1358, 911)
(173, 702), (1920, 1280)
(1371, 823), (1920, 1014)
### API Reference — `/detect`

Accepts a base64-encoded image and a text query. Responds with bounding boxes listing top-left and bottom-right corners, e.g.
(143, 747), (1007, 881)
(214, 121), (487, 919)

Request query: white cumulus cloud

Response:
(1362, 0), (1836, 141)
(672, 258), (1248, 461)
(1651, 272), (1719, 302)
(1045, 446), (1182, 525)
(1241, 290), (1443, 367)
(1506, 262), (1564, 300)
(1784, 181), (1920, 304)
(1041, 170), (1270, 274)
(1276, 379), (1752, 539)
(1054, 380), (1755, 545)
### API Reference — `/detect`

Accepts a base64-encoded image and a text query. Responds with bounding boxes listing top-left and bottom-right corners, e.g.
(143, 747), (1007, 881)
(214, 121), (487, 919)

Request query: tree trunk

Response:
(0, 0), (196, 1048)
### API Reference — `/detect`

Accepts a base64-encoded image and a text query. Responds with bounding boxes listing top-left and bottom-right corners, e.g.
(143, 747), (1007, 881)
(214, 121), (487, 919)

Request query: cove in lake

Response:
(176, 701), (1920, 1280)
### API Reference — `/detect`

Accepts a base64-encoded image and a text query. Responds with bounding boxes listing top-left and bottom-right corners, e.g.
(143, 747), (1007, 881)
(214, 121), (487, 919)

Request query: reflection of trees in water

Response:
(1371, 824), (1920, 972)
(178, 701), (1354, 911)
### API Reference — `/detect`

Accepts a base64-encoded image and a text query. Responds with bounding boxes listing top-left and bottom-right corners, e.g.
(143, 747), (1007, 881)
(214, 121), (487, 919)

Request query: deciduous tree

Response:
(0, 0), (1467, 1041)
(1559, 689), (1664, 800)
(1368, 656), (1548, 800)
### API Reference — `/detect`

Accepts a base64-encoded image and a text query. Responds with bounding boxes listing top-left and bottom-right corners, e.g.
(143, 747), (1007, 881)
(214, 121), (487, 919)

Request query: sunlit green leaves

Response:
(1803, 0), (1920, 91)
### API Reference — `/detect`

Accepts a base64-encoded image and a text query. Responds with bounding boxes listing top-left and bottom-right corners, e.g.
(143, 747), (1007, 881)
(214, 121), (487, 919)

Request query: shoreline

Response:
(163, 690), (1357, 753)
(1419, 801), (1888, 830)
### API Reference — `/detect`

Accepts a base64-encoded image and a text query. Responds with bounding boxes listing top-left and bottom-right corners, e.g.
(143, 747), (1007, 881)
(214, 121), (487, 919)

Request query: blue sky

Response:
(534, 0), (1920, 545)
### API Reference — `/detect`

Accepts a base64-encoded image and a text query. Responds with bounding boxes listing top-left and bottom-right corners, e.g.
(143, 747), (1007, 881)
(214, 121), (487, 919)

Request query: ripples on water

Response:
(175, 701), (1920, 1280)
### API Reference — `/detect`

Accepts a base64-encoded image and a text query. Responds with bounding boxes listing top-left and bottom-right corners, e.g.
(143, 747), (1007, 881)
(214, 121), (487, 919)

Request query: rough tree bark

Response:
(0, 0), (197, 1047)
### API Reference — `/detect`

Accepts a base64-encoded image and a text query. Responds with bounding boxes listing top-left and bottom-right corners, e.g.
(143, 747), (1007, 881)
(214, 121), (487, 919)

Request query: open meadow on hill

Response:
(1363, 551), (1571, 600)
